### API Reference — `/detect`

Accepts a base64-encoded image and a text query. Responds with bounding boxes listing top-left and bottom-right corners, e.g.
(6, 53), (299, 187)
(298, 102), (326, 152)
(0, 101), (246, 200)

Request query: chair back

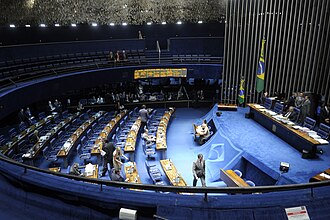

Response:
(263, 98), (272, 109)
(317, 123), (330, 139)
(246, 180), (255, 187)
(273, 102), (284, 114)
(234, 169), (242, 178)
(303, 117), (316, 130)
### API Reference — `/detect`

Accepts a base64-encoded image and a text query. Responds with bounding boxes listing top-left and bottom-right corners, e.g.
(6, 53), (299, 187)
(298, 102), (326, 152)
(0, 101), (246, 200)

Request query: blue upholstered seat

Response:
(317, 123), (330, 140)
(303, 117), (316, 130)
(246, 180), (255, 187)
(273, 102), (284, 114)
(234, 169), (242, 178)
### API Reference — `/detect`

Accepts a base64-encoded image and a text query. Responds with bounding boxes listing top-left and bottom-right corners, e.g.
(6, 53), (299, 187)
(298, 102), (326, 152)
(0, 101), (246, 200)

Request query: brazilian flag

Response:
(238, 77), (245, 104)
(256, 38), (266, 93)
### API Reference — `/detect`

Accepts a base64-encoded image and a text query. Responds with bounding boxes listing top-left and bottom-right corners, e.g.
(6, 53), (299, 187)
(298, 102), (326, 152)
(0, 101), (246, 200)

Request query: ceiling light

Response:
(122, 22), (127, 26)
(25, 24), (31, 27)
(54, 24), (60, 27)
(161, 21), (166, 25)
(92, 23), (97, 27)
(147, 22), (152, 25)
(40, 24), (46, 27)
(109, 23), (115, 26)
(71, 24), (77, 27)
(9, 24), (15, 28)
(198, 21), (203, 24)
(177, 21), (182, 25)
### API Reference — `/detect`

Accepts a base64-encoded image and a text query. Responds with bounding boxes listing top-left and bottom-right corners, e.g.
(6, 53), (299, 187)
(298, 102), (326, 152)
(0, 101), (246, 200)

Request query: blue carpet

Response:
(166, 105), (330, 185)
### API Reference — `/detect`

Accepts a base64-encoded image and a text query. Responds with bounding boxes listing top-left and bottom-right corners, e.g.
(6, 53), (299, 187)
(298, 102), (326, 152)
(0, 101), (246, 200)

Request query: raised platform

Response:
(217, 103), (238, 111)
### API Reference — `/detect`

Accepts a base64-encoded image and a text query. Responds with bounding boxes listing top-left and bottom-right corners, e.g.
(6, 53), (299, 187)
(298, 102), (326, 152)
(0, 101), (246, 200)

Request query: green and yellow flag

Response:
(256, 38), (266, 93)
(238, 77), (245, 104)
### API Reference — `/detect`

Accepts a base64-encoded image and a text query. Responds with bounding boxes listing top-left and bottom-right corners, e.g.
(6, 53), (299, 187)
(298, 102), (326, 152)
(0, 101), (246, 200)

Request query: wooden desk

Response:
(220, 169), (250, 187)
(248, 104), (322, 154)
(23, 113), (79, 163)
(160, 159), (187, 186)
(156, 108), (175, 159)
(124, 118), (142, 161)
(124, 162), (141, 183)
(309, 168), (330, 182)
(2, 115), (53, 155)
(218, 103), (238, 111)
(91, 110), (127, 155)
(48, 167), (61, 172)
(57, 111), (104, 167)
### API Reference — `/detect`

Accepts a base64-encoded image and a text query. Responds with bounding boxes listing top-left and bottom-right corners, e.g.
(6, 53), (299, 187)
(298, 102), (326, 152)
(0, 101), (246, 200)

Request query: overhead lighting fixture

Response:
(54, 24), (60, 27)
(122, 22), (127, 26)
(71, 23), (77, 27)
(147, 22), (152, 25)
(109, 23), (115, 26)
(9, 24), (16, 28)
(161, 21), (166, 25)
(177, 21), (182, 25)
(40, 24), (46, 27)
(25, 24), (31, 28)
(198, 21), (203, 24)
(92, 23), (98, 27)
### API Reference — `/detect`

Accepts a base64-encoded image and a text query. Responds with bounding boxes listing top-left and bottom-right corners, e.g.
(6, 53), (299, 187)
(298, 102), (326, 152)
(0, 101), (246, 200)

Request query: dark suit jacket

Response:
(103, 142), (115, 162)
(320, 107), (330, 124)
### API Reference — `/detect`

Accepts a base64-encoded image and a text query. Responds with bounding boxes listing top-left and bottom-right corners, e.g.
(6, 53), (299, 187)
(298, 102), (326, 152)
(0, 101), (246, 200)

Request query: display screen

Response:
(134, 68), (187, 79)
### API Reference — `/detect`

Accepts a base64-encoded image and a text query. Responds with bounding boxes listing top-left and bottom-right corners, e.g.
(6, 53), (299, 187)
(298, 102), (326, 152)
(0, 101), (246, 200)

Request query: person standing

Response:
(300, 95), (311, 123)
(320, 103), (330, 125)
(139, 105), (150, 129)
(192, 154), (206, 187)
(100, 140), (115, 177)
(113, 146), (128, 171)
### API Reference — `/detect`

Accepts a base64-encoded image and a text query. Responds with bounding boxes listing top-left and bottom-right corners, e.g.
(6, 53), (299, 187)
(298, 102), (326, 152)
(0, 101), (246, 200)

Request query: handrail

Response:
(1, 153), (330, 195)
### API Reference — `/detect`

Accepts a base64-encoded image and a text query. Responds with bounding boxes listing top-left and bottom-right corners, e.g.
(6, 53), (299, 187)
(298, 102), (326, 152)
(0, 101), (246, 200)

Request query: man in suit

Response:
(100, 140), (115, 177)
(110, 168), (126, 182)
(139, 105), (150, 129)
(283, 106), (298, 122)
(284, 92), (296, 112)
(299, 95), (311, 123)
(320, 103), (330, 125)
(192, 154), (206, 187)
(69, 163), (84, 176)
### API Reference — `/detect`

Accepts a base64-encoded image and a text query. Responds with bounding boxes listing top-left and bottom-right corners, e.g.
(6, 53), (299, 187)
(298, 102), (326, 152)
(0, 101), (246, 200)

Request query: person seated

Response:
(69, 163), (84, 176)
(110, 168), (127, 182)
(30, 130), (40, 144)
(195, 120), (211, 144)
(141, 129), (156, 147)
(283, 106), (298, 122)
(320, 103), (330, 125)
(77, 102), (84, 112)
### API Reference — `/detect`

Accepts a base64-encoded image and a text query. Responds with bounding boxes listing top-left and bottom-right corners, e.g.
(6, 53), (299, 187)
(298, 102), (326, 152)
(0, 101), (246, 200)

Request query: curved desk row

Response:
(91, 110), (128, 156)
(124, 117), (142, 161)
(1, 115), (54, 156)
(160, 159), (187, 187)
(156, 107), (175, 159)
(57, 111), (105, 167)
(22, 112), (80, 164)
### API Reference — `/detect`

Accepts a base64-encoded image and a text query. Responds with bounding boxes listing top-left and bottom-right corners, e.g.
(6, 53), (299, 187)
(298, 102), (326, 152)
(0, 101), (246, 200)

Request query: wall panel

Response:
(223, 0), (330, 105)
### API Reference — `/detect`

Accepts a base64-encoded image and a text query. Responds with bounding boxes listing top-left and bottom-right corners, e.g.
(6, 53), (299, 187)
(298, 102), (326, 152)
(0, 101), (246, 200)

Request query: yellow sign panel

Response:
(134, 68), (187, 79)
